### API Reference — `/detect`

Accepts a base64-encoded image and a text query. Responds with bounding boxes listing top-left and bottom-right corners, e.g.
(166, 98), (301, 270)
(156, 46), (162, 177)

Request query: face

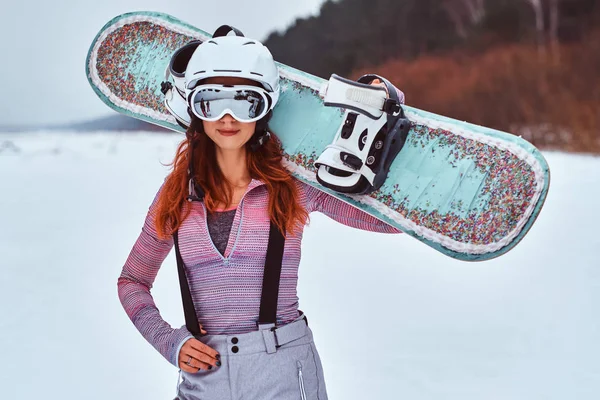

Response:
(200, 77), (259, 152)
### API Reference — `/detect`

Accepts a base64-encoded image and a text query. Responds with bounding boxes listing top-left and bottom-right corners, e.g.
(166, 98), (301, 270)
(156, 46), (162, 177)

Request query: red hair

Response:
(154, 116), (309, 239)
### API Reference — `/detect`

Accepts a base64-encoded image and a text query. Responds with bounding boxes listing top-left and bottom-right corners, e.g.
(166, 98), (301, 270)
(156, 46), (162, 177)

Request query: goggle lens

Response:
(190, 85), (269, 122)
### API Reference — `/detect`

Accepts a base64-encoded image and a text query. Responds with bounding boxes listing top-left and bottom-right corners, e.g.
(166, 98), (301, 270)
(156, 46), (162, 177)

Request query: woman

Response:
(117, 28), (403, 400)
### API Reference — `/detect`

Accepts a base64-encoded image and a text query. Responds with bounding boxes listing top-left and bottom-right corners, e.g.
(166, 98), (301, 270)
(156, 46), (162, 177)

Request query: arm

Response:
(117, 185), (193, 367)
(303, 182), (402, 234)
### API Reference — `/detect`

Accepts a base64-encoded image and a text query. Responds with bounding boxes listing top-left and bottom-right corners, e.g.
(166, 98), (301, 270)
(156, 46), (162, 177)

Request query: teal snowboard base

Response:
(86, 12), (550, 261)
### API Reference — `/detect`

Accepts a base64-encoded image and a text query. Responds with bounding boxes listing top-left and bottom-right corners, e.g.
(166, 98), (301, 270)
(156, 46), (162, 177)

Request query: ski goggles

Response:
(188, 84), (271, 123)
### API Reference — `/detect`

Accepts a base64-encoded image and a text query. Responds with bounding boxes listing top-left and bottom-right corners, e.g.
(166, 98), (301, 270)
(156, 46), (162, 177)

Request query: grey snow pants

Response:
(176, 312), (329, 400)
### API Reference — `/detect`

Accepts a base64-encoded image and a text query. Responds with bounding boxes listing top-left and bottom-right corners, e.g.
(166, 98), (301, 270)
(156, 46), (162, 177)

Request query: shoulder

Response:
(150, 178), (169, 207)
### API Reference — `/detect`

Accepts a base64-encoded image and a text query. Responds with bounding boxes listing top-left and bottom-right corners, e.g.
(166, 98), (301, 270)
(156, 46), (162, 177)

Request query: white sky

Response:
(0, 0), (326, 127)
(1, 132), (599, 399)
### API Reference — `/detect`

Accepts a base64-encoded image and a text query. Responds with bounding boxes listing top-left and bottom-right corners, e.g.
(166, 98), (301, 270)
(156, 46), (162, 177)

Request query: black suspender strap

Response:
(173, 221), (286, 337)
(258, 221), (286, 326)
(173, 231), (202, 337)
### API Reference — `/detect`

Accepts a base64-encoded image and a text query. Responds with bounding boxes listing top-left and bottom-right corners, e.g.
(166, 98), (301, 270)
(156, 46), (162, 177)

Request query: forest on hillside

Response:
(265, 0), (600, 153)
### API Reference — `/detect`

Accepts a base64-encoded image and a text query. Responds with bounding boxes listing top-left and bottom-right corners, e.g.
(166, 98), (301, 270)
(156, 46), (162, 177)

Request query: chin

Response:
(212, 136), (251, 150)
(217, 143), (247, 151)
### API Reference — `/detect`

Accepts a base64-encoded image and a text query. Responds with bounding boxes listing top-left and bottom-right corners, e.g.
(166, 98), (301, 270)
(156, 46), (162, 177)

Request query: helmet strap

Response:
(212, 25), (245, 38)
(186, 136), (205, 202)
(249, 111), (272, 152)
(249, 128), (271, 153)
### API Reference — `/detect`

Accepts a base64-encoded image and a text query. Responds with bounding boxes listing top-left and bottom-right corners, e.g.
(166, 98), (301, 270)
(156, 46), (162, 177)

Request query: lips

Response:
(218, 130), (239, 137)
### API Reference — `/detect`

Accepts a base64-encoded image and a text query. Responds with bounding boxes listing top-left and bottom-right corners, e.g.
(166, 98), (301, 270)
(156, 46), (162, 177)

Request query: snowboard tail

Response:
(86, 12), (550, 261)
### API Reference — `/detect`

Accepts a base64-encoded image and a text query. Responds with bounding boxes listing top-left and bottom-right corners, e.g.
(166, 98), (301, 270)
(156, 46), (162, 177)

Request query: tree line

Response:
(264, 0), (600, 79)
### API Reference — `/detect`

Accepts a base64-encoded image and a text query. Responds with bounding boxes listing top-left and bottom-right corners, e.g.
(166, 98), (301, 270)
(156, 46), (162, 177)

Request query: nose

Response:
(220, 113), (236, 123)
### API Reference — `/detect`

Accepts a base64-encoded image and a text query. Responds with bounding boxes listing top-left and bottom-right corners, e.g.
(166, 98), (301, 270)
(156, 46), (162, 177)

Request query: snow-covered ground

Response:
(0, 131), (598, 400)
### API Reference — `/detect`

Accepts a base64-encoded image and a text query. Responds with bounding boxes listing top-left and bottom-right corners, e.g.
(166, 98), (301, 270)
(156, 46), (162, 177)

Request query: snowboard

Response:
(86, 11), (550, 261)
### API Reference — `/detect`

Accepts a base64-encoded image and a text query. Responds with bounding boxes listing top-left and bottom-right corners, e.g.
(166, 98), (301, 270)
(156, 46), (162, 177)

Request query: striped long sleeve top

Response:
(117, 178), (402, 367)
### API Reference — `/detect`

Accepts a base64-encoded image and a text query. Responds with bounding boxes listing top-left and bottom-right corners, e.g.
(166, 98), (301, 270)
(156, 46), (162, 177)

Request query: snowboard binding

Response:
(315, 74), (411, 195)
(161, 40), (201, 129)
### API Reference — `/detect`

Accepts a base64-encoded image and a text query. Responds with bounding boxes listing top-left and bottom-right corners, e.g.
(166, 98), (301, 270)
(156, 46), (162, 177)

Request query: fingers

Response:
(180, 354), (212, 373)
(178, 337), (221, 372)
(369, 78), (389, 96)
(186, 338), (220, 361)
(184, 346), (220, 367)
(372, 78), (405, 104)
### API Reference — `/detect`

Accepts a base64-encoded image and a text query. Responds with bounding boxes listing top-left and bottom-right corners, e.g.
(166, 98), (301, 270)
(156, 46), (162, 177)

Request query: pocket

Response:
(294, 344), (327, 400)
(257, 341), (326, 399)
(297, 360), (308, 400)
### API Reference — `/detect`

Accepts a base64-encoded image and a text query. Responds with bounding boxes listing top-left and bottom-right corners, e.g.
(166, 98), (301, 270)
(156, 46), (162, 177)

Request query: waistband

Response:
(198, 311), (311, 356)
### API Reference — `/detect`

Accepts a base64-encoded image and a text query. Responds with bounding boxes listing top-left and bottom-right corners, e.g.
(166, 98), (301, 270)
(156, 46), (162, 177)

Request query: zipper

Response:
(297, 360), (307, 400)
(175, 369), (182, 397)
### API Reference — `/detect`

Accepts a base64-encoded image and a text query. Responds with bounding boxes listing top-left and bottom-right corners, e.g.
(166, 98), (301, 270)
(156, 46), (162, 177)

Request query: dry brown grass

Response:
(353, 30), (600, 153)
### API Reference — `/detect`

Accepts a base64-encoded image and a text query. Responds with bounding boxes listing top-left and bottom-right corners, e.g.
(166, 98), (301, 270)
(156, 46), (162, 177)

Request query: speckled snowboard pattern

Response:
(86, 12), (550, 261)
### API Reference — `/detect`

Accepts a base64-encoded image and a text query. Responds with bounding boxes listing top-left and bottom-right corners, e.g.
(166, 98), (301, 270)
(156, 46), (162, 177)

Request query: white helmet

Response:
(185, 28), (280, 110)
(162, 26), (280, 128)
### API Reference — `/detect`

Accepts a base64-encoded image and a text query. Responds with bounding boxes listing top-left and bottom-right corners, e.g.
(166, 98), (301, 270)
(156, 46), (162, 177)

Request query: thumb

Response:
(369, 78), (389, 96)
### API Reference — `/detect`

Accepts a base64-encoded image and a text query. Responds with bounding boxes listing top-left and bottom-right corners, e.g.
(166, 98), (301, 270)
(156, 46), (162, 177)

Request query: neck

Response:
(215, 147), (252, 187)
